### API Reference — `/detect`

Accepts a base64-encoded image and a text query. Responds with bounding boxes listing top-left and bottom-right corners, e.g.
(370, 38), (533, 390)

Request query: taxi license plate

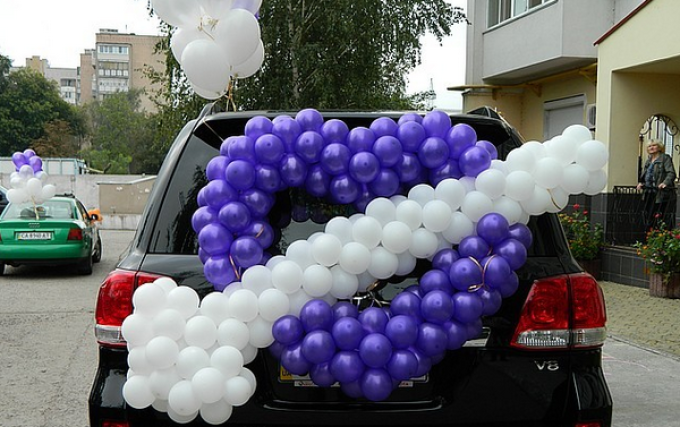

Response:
(17, 232), (52, 240)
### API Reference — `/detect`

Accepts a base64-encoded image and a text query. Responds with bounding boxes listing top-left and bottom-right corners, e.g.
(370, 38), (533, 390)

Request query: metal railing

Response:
(607, 186), (677, 246)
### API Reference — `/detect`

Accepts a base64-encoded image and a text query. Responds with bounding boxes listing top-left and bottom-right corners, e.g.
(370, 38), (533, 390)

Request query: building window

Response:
(488, 0), (553, 27)
(98, 44), (129, 55)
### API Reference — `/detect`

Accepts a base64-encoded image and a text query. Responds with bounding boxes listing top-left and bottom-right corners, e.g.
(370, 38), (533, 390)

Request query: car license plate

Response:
(17, 232), (52, 240)
(279, 366), (426, 387)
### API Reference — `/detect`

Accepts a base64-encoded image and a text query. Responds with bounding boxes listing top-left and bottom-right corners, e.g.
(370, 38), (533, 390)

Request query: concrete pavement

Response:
(600, 281), (680, 360)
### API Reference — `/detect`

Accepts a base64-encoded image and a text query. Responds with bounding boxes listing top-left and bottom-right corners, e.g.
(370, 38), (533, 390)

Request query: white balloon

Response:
(214, 9), (261, 65)
(217, 319), (250, 350)
(271, 260), (304, 294)
(221, 281), (243, 297)
(132, 283), (166, 316)
(239, 367), (257, 394)
(149, 368), (182, 400)
(170, 26), (209, 64)
(168, 380), (202, 417)
(168, 407), (198, 424)
(228, 289), (260, 321)
(546, 187), (569, 213)
(200, 399), (234, 425)
(18, 164), (34, 179)
(154, 277), (179, 294)
(176, 346), (210, 379)
(6, 188), (28, 204)
(505, 147), (537, 173)
(285, 240), (315, 269)
(442, 211), (475, 244)
(240, 265), (273, 296)
(128, 347), (153, 375)
(184, 316), (218, 349)
(257, 288), (290, 322)
(492, 196), (523, 225)
(490, 159), (509, 175)
(352, 216), (383, 249)
(224, 376), (252, 406)
(381, 221), (412, 254)
(505, 170), (536, 202)
(210, 345), (244, 378)
(145, 336), (180, 369)
(265, 255), (286, 270)
(434, 178), (466, 210)
(368, 247), (399, 279)
(181, 39), (231, 93)
(338, 242), (372, 275)
(152, 309), (186, 341)
(460, 191), (493, 223)
(41, 184), (56, 200)
(191, 83), (227, 100)
(562, 124), (592, 144)
(389, 195), (407, 206)
(585, 169), (607, 195)
(231, 0), (262, 13)
(167, 286), (200, 319)
(123, 375), (155, 409)
(520, 186), (552, 216)
(474, 169), (505, 200)
(152, 0), (203, 27)
(357, 271), (377, 292)
(395, 251), (417, 276)
(561, 163), (590, 194)
(324, 217), (354, 244)
(522, 140), (546, 160)
(330, 265), (359, 299)
(247, 316), (275, 348)
(395, 199), (423, 231)
(192, 367), (226, 404)
(365, 197), (396, 226)
(302, 264), (333, 297)
(408, 184), (435, 206)
(311, 234), (343, 266)
(409, 228), (439, 259)
(231, 40), (264, 79)
(576, 140), (608, 171)
(26, 177), (42, 198)
(199, 0), (234, 19)
(533, 157), (563, 189)
(545, 135), (577, 166)
(460, 176), (477, 192)
(287, 289), (314, 316)
(422, 200), (452, 232)
(122, 314), (154, 347)
(240, 343), (258, 364)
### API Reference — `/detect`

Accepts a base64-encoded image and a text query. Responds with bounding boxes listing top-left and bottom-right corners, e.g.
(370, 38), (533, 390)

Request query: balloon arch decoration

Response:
(121, 107), (608, 424)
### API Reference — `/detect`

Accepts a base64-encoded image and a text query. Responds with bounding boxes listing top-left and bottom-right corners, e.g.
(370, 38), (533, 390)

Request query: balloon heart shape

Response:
(122, 110), (606, 424)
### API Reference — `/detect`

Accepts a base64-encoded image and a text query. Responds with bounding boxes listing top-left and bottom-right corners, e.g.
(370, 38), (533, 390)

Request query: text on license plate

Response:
(17, 232), (52, 240)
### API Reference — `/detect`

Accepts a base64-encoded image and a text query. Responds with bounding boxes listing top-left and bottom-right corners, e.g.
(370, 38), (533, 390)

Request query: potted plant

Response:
(634, 220), (680, 298)
(558, 204), (604, 279)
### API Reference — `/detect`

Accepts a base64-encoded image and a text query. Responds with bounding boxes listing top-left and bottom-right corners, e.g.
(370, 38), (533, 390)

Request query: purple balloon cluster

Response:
(192, 109), (498, 290)
(268, 213), (532, 401)
(12, 149), (43, 173)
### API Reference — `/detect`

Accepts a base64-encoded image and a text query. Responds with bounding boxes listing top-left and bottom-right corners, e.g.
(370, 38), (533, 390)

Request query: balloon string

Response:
(547, 189), (563, 210)
(229, 255), (242, 281)
(226, 79), (236, 112)
(467, 256), (486, 292)
(201, 118), (224, 141)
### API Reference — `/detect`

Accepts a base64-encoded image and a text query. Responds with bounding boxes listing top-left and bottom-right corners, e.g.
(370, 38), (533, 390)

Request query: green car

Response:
(0, 195), (102, 275)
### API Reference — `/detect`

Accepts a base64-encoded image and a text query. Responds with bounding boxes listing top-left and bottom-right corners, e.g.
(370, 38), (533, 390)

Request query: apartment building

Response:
(78, 29), (164, 113)
(10, 56), (78, 105)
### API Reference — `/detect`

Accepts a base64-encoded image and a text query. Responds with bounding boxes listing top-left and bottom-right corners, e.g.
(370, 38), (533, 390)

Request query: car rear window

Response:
(2, 200), (75, 220)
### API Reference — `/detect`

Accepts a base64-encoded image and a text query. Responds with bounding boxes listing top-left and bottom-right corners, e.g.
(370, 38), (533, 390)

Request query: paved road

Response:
(1, 231), (679, 426)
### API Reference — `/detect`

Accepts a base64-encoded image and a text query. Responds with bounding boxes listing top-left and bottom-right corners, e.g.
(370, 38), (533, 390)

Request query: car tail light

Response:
(67, 228), (83, 240)
(102, 420), (130, 427)
(511, 273), (607, 350)
(94, 269), (163, 348)
(575, 422), (603, 427)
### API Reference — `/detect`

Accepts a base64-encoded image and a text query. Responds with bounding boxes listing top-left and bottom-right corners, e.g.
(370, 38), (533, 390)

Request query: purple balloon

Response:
(240, 188), (274, 218)
(241, 220), (275, 249)
(370, 117), (398, 138)
(340, 380), (364, 398)
(419, 269), (453, 295)
(368, 168), (399, 198)
(279, 154), (308, 187)
(432, 248), (460, 272)
(191, 206), (218, 233)
(330, 351), (366, 383)
(230, 236), (263, 268)
(197, 188), (208, 207)
(508, 223), (533, 249)
(217, 200), (250, 231)
(29, 156), (42, 172)
(255, 134), (286, 165)
(420, 290), (454, 324)
(281, 341), (311, 375)
(395, 153), (422, 183)
(331, 317), (365, 350)
(245, 116), (273, 141)
(269, 341), (285, 359)
(359, 333), (393, 368)
(198, 223), (233, 255)
(387, 349), (418, 381)
(206, 155), (229, 181)
(11, 152), (28, 169)
(272, 116), (302, 148)
(390, 292), (422, 319)
(296, 109), (324, 132)
(458, 236), (490, 260)
(220, 136), (236, 156)
(477, 213), (510, 246)
(415, 323), (447, 357)
(349, 152), (380, 183)
(466, 319), (484, 340)
(301, 330), (337, 364)
(354, 185), (375, 213)
(333, 301), (359, 320)
(294, 131), (324, 163)
(361, 368), (394, 401)
(227, 135), (256, 162)
(452, 292), (483, 324)
(309, 362), (336, 387)
(498, 271), (520, 298)
(417, 137), (450, 169)
(300, 299), (334, 332)
(409, 347), (432, 377)
(476, 140), (498, 160)
(458, 146), (491, 178)
(372, 136), (402, 167)
(483, 255), (512, 289)
(203, 256), (238, 290)
(478, 288), (503, 316)
(305, 164), (331, 197)
(422, 110), (451, 138)
(255, 164), (282, 193)
(384, 315), (418, 349)
(198, 248), (209, 264)
(446, 123), (477, 159)
(23, 148), (36, 158)
(347, 127), (376, 153)
(203, 180), (237, 209)
(443, 320), (467, 350)
(358, 307), (389, 334)
(225, 160), (256, 191)
(321, 119), (350, 144)
(449, 258), (483, 292)
(429, 159), (463, 186)
(273, 315), (305, 345)
(493, 238), (528, 270)
(397, 121), (426, 152)
(330, 174), (360, 204)
(398, 112), (423, 125)
(320, 143), (351, 176)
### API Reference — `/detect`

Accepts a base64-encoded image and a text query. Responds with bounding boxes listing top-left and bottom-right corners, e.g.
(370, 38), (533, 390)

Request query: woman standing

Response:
(636, 139), (677, 230)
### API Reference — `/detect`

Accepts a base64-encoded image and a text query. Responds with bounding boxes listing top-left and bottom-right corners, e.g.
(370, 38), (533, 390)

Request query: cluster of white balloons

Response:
(122, 124), (609, 420)
(5, 166), (57, 206)
(152, 0), (264, 99)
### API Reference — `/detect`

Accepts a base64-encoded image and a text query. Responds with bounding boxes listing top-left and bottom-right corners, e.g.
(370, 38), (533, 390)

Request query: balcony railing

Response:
(607, 186), (678, 246)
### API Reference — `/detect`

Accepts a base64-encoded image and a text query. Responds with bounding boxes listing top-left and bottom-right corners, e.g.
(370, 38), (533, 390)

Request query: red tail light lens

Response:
(511, 273), (607, 350)
(102, 420), (130, 427)
(94, 270), (163, 348)
(67, 228), (83, 240)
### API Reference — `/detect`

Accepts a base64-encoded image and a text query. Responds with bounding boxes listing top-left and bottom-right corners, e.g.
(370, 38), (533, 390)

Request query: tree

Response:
(0, 66), (85, 155)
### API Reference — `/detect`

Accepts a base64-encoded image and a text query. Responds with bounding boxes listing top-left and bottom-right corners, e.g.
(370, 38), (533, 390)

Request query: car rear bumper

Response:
(89, 346), (612, 427)
(0, 243), (88, 263)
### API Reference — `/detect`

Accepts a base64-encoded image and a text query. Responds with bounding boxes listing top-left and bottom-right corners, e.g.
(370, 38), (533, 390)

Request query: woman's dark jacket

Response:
(639, 153), (676, 203)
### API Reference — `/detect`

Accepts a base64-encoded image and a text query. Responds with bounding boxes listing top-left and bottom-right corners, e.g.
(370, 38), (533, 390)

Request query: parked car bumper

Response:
(0, 242), (89, 262)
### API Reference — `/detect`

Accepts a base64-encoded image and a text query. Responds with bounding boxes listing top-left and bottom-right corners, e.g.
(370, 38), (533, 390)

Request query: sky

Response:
(0, 0), (467, 110)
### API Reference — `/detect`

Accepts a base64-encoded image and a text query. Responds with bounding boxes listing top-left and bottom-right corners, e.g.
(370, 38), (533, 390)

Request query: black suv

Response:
(89, 107), (612, 427)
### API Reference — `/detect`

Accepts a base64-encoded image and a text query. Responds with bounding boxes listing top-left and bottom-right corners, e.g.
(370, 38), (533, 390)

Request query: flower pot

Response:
(577, 258), (601, 280)
(648, 273), (680, 299)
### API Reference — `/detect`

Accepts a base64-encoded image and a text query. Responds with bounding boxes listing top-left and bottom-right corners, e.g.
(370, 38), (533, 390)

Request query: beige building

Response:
(78, 29), (164, 113)
(10, 56), (78, 105)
